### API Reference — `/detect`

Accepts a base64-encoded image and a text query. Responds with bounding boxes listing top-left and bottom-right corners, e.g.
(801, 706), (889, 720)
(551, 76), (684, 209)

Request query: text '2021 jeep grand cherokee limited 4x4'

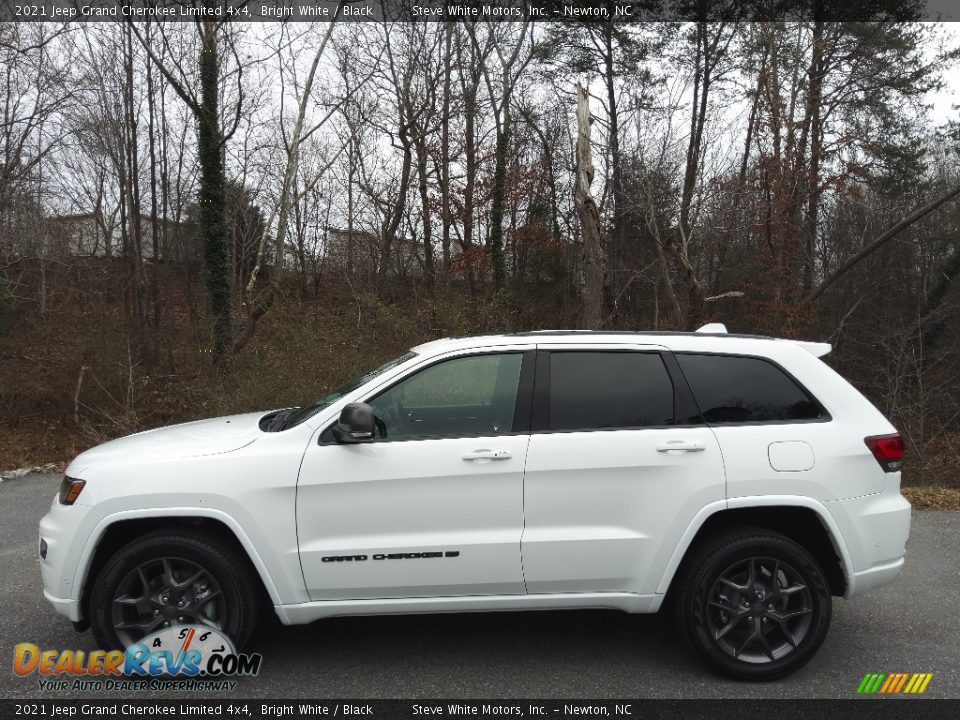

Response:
(39, 325), (911, 680)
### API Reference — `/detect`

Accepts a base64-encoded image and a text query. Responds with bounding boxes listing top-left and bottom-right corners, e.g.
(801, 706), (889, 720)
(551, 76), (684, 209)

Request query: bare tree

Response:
(466, 20), (534, 290)
(128, 15), (248, 364)
(235, 12), (347, 352)
(574, 84), (603, 330)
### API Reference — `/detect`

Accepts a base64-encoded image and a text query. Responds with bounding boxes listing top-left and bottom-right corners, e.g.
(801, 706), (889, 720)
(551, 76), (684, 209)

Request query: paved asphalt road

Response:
(1, 473), (957, 700)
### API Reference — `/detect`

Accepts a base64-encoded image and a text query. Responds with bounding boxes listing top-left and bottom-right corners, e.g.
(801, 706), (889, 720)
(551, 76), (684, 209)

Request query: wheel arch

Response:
(658, 498), (852, 599)
(75, 509), (283, 626)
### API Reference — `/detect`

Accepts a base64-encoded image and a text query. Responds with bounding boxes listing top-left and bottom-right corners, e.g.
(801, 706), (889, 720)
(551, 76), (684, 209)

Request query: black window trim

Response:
(319, 349), (536, 445)
(673, 351), (833, 427)
(530, 349), (704, 435)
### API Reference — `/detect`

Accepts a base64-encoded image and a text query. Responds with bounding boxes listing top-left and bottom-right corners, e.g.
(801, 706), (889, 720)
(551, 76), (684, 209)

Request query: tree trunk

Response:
(347, 136), (355, 278)
(489, 101), (509, 290)
(462, 65), (478, 293)
(378, 132), (412, 297)
(197, 20), (232, 363)
(806, 183), (960, 304)
(574, 84), (603, 330)
(416, 138), (435, 291)
(802, 21), (825, 294)
(679, 22), (708, 243)
(145, 27), (162, 342)
(604, 25), (626, 279)
(440, 22), (453, 279)
(123, 24), (149, 363)
(673, 21), (717, 324)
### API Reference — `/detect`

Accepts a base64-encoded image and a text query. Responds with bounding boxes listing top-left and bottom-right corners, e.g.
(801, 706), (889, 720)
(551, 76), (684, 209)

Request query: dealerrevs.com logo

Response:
(13, 625), (262, 692)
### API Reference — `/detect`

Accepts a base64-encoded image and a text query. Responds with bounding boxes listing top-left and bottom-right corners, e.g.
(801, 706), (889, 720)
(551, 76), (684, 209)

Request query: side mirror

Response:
(332, 402), (376, 443)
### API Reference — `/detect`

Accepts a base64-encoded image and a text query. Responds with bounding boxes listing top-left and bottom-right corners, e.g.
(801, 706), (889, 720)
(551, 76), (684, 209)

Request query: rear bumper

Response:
(850, 557), (905, 596)
(825, 480), (911, 597)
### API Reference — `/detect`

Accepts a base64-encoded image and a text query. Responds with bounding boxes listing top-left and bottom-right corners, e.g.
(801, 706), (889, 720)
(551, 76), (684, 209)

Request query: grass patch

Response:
(901, 486), (960, 511)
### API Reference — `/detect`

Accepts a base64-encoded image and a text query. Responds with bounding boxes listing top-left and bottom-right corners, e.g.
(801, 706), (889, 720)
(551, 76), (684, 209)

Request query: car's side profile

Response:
(39, 326), (911, 680)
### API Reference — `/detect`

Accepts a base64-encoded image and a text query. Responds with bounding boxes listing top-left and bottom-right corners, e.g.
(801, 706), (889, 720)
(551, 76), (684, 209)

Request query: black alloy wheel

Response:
(676, 528), (832, 680)
(89, 529), (258, 650)
(706, 556), (814, 663)
(110, 556), (227, 647)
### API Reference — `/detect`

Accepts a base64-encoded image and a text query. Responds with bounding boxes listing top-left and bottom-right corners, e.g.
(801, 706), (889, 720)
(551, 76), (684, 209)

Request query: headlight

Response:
(58, 476), (86, 505)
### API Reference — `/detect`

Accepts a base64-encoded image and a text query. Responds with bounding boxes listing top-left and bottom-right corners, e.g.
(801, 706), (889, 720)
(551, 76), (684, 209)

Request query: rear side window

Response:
(548, 352), (674, 431)
(676, 354), (824, 424)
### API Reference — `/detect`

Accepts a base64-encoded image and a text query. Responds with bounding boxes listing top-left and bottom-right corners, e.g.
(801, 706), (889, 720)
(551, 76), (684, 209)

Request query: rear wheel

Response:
(89, 529), (258, 650)
(676, 529), (832, 680)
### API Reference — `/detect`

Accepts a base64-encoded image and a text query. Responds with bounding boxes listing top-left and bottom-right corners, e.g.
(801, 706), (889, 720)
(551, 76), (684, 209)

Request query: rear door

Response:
(521, 345), (726, 594)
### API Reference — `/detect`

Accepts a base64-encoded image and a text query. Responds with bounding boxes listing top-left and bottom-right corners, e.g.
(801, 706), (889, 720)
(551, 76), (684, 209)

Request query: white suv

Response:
(39, 326), (910, 679)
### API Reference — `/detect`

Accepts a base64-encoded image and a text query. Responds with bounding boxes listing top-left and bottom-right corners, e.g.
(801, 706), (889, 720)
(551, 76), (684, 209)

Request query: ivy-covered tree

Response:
(129, 17), (244, 365)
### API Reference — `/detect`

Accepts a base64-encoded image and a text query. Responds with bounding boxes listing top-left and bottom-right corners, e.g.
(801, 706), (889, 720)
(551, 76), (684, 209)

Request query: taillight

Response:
(864, 434), (904, 473)
(58, 476), (86, 505)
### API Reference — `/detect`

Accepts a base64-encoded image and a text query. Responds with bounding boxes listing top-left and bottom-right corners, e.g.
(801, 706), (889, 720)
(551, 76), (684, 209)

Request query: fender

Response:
(72, 507), (285, 608)
(654, 495), (857, 597)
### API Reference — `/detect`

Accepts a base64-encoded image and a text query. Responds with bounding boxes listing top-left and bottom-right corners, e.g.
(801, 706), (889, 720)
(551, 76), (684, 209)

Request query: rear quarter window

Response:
(676, 353), (825, 424)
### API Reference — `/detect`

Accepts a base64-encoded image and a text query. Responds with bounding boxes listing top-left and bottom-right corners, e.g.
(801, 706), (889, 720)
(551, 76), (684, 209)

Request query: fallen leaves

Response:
(901, 486), (960, 511)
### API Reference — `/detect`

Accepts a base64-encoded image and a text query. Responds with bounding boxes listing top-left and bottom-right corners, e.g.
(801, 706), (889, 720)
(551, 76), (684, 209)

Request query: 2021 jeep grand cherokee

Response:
(39, 325), (910, 679)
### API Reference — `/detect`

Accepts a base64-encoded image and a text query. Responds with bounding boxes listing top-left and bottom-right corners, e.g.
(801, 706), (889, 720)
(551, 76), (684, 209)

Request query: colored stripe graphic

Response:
(893, 673), (909, 693)
(857, 673), (932, 695)
(879, 674), (896, 693)
(857, 673), (883, 693)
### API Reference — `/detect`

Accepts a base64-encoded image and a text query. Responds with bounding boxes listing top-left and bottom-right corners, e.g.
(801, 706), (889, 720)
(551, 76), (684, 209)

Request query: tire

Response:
(675, 528), (832, 681)
(88, 529), (259, 651)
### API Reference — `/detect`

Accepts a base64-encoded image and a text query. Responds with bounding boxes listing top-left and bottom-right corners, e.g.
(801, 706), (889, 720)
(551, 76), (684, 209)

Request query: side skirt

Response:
(274, 592), (664, 625)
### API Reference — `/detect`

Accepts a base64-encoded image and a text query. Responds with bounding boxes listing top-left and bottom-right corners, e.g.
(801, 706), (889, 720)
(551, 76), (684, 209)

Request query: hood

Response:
(66, 411), (267, 476)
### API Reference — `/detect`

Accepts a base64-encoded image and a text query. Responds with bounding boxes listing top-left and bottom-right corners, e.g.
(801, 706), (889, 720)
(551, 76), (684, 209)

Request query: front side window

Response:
(676, 353), (824, 424)
(547, 351), (674, 431)
(368, 353), (523, 440)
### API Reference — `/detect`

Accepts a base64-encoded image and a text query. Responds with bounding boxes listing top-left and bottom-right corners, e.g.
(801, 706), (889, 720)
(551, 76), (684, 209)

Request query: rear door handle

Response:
(462, 449), (512, 461)
(656, 440), (705, 453)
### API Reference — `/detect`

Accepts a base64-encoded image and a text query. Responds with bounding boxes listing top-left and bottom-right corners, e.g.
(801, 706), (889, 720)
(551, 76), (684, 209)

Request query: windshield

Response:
(278, 351), (417, 430)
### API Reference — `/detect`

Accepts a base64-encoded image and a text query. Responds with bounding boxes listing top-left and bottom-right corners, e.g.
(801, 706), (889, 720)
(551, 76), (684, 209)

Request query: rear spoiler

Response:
(795, 341), (831, 357)
(694, 323), (831, 357)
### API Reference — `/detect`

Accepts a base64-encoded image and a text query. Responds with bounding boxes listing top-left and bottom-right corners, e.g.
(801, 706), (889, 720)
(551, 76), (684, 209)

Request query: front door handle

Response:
(462, 449), (512, 461)
(656, 440), (705, 453)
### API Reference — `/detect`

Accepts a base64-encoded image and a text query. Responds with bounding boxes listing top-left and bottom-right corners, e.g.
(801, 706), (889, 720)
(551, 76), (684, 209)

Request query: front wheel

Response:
(88, 529), (259, 650)
(676, 529), (832, 680)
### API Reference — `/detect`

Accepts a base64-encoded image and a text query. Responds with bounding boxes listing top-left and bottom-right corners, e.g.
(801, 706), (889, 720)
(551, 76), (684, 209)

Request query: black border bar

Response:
(1, 0), (955, 23)
(1, 699), (958, 720)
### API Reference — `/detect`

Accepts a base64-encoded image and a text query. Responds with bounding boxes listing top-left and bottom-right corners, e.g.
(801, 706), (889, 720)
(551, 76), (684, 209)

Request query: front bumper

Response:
(43, 589), (81, 622)
(38, 493), (92, 622)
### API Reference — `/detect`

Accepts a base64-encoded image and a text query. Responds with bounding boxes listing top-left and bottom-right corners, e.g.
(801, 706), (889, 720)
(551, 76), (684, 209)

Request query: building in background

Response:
(45, 212), (198, 262)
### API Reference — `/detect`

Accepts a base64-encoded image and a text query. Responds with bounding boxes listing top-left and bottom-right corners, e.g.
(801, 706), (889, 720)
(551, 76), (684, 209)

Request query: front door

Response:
(297, 349), (533, 600)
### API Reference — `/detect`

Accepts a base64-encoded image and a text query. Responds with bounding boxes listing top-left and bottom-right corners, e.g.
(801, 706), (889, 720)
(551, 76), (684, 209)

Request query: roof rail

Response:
(695, 323), (728, 334)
